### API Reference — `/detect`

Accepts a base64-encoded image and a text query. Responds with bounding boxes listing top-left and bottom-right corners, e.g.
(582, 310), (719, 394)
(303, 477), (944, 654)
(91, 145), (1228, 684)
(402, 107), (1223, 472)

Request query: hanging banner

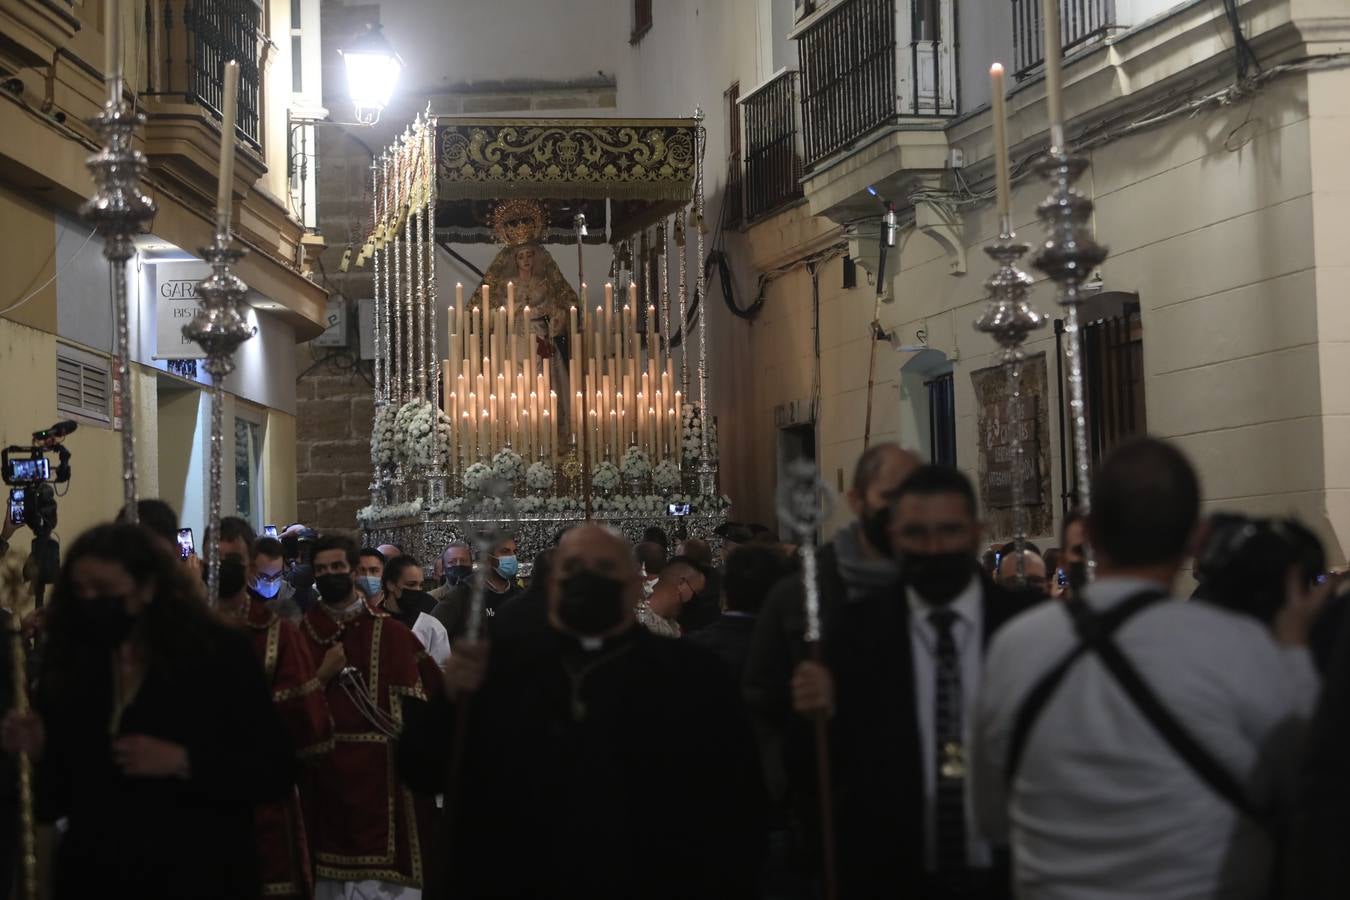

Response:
(970, 352), (1052, 538)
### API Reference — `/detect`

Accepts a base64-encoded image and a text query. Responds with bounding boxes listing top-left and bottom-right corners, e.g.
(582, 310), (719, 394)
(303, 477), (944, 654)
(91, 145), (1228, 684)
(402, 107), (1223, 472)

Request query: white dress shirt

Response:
(907, 579), (993, 871)
(410, 612), (452, 668)
(972, 576), (1319, 900)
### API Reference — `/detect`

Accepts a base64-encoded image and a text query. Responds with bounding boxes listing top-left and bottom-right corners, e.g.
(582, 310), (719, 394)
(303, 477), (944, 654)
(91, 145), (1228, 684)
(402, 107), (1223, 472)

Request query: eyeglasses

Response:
(254, 571), (284, 584)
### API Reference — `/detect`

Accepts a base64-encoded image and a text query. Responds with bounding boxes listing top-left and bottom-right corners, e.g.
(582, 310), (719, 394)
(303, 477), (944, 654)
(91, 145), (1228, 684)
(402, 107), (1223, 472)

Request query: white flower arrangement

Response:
(357, 498), (424, 525)
(392, 400), (451, 470)
(371, 404), (399, 469)
(492, 448), (525, 483)
(516, 495), (545, 514)
(427, 497), (464, 518)
(652, 459), (681, 492)
(620, 446), (652, 480)
(525, 461), (555, 491)
(592, 461), (621, 494)
(546, 496), (584, 516)
(463, 462), (492, 492)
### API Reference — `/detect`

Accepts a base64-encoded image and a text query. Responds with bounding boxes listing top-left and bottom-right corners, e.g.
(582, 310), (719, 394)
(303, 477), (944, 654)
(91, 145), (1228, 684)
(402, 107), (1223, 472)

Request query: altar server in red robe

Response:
(218, 542), (336, 900)
(302, 534), (442, 900)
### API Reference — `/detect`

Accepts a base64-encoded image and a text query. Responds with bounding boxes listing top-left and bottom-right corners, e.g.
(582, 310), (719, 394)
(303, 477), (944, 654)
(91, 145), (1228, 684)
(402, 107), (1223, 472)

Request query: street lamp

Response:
(339, 23), (403, 126)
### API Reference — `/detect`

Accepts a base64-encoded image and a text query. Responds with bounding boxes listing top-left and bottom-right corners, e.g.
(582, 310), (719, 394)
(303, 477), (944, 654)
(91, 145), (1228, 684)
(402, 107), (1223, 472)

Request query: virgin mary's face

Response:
(514, 246), (537, 279)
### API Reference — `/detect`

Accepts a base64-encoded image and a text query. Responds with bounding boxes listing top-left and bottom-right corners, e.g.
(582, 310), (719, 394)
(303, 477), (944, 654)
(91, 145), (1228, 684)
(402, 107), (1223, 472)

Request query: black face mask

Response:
(315, 572), (355, 604)
(860, 503), (892, 556)
(556, 570), (627, 636)
(444, 565), (473, 588)
(211, 558), (248, 598)
(904, 552), (976, 605)
(80, 595), (139, 649)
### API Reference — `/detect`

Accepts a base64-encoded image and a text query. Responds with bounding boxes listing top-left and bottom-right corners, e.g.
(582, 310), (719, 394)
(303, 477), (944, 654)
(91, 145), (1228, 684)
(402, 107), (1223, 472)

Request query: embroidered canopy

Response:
(433, 117), (700, 243)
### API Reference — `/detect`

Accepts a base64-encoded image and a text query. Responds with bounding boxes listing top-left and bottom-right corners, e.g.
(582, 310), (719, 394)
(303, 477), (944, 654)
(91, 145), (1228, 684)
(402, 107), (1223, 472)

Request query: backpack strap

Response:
(1065, 598), (1263, 821)
(1004, 590), (1169, 785)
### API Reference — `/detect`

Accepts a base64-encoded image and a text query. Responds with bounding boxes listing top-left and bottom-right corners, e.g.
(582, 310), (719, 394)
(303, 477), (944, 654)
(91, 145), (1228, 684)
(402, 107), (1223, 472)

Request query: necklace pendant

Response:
(940, 741), (966, 780)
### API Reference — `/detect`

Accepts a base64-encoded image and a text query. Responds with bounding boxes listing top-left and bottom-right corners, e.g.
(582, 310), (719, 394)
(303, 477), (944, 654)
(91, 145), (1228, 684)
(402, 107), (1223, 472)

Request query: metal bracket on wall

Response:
(915, 198), (967, 276)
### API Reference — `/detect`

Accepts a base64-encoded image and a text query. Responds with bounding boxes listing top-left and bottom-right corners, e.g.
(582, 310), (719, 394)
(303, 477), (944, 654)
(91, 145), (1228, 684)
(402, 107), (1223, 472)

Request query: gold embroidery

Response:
(368, 617), (383, 705)
(264, 620), (281, 681)
(273, 678), (322, 703)
(296, 736), (335, 759)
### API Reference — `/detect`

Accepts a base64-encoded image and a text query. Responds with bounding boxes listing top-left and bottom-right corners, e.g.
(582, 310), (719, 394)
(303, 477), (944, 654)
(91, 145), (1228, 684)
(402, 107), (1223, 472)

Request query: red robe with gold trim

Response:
(300, 601), (441, 888)
(242, 598), (334, 899)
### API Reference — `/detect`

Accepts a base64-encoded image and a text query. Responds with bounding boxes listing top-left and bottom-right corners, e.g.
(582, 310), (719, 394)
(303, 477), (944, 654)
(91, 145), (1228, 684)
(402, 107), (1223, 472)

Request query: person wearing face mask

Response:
(791, 465), (1035, 899)
(428, 541), (473, 603)
(429, 535), (523, 641)
(250, 536), (304, 622)
(0, 523), (296, 898)
(217, 542), (334, 900)
(298, 534), (443, 900)
(377, 556), (452, 667)
(397, 523), (766, 900)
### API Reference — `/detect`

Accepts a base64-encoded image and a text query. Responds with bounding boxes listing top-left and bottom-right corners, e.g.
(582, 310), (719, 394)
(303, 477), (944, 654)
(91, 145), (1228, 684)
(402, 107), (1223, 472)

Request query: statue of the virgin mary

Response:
(477, 199), (578, 424)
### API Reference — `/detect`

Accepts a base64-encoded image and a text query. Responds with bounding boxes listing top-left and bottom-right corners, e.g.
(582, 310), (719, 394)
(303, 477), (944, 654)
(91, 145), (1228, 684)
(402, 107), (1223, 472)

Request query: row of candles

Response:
(441, 281), (683, 471)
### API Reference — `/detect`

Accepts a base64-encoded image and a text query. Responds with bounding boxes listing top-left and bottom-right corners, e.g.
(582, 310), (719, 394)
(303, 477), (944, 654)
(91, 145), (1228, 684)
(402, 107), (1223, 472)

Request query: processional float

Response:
(359, 113), (727, 561)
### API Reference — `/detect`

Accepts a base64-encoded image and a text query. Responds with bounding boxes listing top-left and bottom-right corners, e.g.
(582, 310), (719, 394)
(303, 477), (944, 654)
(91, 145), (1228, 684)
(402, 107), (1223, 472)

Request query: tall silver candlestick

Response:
(82, 65), (156, 523)
(184, 233), (255, 603)
(1032, 147), (1108, 520)
(975, 218), (1044, 581)
(776, 458), (831, 642)
(693, 108), (714, 496)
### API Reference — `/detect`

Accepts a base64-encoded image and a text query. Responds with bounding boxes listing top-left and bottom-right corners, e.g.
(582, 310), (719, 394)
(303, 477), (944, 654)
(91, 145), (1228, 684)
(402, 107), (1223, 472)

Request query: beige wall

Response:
(264, 409), (298, 528)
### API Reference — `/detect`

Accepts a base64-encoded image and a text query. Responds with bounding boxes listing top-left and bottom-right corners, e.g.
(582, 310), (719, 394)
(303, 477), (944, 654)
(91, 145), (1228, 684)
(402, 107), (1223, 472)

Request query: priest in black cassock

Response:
(398, 523), (766, 900)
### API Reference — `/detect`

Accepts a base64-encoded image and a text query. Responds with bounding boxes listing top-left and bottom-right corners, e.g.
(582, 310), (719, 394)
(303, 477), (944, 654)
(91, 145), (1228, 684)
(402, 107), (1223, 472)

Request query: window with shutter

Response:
(55, 343), (112, 425)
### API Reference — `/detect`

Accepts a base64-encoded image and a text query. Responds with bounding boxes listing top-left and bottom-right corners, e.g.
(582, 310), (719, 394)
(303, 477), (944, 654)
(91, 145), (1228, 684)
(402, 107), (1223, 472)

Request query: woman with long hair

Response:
(2, 523), (296, 898)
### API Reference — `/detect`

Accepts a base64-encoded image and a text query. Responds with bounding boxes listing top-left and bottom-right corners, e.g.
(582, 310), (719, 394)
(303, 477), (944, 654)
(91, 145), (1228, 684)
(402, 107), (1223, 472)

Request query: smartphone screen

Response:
(7, 489), (24, 526)
(263, 524), (279, 538)
(1057, 569), (1067, 587)
(5, 457), (49, 483)
(177, 527), (195, 560)
(667, 502), (691, 516)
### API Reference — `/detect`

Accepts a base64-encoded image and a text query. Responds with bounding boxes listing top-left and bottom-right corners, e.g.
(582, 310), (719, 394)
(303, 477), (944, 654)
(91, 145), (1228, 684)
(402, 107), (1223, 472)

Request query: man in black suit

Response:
(688, 544), (789, 679)
(792, 465), (1035, 899)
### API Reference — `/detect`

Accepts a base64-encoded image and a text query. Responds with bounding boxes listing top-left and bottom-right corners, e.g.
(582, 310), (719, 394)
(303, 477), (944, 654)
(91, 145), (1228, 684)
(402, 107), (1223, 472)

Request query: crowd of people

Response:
(0, 435), (1345, 898)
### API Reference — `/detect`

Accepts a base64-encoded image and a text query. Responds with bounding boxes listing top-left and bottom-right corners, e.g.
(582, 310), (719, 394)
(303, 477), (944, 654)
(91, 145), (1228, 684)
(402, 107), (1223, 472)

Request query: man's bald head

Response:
(849, 443), (922, 518)
(549, 524), (642, 638)
(377, 543), (402, 560)
(997, 550), (1048, 595)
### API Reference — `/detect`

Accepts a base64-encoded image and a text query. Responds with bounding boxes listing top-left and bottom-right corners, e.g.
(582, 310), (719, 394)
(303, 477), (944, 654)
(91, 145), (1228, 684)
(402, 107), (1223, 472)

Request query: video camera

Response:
(3, 421), (77, 605)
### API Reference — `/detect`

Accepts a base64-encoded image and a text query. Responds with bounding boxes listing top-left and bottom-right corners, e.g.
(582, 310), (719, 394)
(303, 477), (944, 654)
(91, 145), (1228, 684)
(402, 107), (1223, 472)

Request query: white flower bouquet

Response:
(492, 448), (525, 484)
(371, 404), (399, 469)
(463, 461), (492, 492)
(525, 461), (555, 491)
(428, 497), (464, 517)
(546, 496), (583, 516)
(516, 495), (545, 514)
(592, 461), (621, 494)
(652, 459), (681, 492)
(620, 446), (652, 480)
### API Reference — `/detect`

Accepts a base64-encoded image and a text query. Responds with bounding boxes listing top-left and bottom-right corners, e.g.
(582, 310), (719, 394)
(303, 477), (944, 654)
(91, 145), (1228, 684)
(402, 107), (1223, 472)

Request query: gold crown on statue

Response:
(489, 199), (549, 246)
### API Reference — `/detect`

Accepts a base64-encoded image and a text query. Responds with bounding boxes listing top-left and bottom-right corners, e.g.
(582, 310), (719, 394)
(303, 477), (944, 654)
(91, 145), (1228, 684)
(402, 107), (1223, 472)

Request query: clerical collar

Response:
(323, 595), (367, 623)
(553, 622), (640, 659)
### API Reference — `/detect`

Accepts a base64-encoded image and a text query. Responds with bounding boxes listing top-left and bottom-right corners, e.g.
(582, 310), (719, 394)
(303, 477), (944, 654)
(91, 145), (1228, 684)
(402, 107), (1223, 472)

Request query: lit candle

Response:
(482, 284), (491, 307)
(648, 406), (657, 458)
(603, 284), (614, 350)
(456, 282), (464, 309)
(216, 60), (241, 234)
(668, 408), (677, 461)
(589, 409), (599, 466)
(521, 410), (531, 459)
(545, 404), (555, 464)
(462, 410), (473, 463)
(990, 63), (1013, 224)
(489, 394), (498, 448)
(1041, 0), (1065, 147)
(479, 409), (489, 459)
(575, 391), (584, 443)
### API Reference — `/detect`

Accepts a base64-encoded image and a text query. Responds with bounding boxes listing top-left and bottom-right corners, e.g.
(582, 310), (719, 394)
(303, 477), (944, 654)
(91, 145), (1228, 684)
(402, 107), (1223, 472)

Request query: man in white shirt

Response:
(792, 465), (1036, 898)
(972, 437), (1321, 900)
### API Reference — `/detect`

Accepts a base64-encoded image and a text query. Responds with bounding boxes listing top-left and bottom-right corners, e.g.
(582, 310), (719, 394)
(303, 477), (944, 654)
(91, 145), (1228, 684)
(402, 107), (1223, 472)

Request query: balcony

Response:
(144, 0), (265, 147)
(742, 70), (804, 223)
(794, 0), (956, 172)
(1012, 0), (1119, 78)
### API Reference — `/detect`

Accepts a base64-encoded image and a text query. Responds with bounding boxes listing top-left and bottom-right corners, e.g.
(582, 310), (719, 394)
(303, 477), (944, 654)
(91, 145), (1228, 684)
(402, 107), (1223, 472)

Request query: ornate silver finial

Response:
(185, 235), (256, 604)
(1033, 145), (1109, 585)
(776, 459), (832, 643)
(83, 92), (157, 523)
(974, 228), (1044, 582)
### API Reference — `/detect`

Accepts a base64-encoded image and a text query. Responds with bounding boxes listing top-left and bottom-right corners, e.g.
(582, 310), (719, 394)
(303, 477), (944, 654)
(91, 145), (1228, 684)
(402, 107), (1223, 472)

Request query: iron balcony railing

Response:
(796, 0), (955, 171)
(144, 0), (264, 146)
(743, 70), (804, 222)
(1012, 0), (1117, 78)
